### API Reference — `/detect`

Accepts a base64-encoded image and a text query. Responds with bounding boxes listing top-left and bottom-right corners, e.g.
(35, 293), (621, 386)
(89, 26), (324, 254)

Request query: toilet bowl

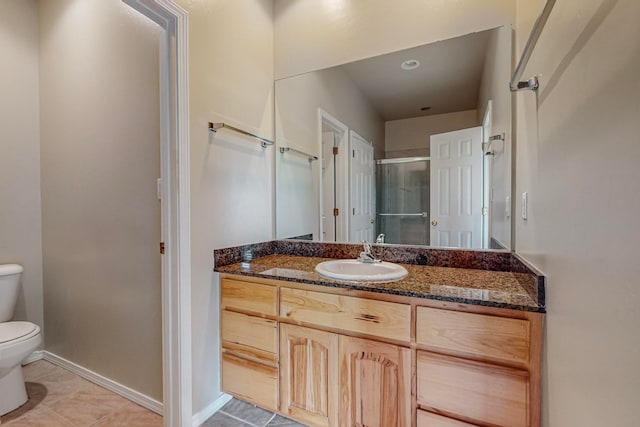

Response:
(0, 264), (42, 416)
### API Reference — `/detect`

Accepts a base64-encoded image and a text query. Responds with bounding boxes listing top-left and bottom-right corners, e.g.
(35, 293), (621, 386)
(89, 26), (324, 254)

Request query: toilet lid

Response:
(0, 264), (23, 275)
(0, 321), (37, 344)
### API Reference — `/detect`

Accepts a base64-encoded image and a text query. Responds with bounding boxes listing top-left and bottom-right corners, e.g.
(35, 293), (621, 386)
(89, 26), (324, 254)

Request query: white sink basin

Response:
(315, 259), (408, 282)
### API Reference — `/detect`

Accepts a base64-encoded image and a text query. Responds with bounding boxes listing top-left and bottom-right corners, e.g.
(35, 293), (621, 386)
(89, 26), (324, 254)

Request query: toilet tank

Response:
(0, 264), (23, 322)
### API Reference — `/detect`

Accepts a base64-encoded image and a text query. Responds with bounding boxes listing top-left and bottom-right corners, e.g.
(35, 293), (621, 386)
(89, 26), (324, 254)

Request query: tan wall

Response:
(384, 110), (479, 157)
(0, 0), (44, 330)
(172, 0), (275, 413)
(477, 25), (512, 248)
(514, 0), (640, 425)
(39, 0), (163, 400)
(274, 0), (516, 79)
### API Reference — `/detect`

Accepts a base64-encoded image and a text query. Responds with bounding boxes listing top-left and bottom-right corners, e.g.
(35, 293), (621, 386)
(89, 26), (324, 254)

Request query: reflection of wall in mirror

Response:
(478, 26), (512, 249)
(275, 66), (384, 158)
(275, 67), (384, 240)
(384, 110), (479, 158)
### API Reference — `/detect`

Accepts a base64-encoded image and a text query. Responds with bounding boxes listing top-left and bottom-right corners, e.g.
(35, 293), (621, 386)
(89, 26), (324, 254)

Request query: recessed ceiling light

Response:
(400, 59), (420, 70)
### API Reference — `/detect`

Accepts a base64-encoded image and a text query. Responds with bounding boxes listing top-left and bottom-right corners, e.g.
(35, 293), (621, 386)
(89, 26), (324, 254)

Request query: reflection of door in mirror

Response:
(430, 127), (483, 249)
(349, 131), (375, 244)
(319, 111), (348, 242)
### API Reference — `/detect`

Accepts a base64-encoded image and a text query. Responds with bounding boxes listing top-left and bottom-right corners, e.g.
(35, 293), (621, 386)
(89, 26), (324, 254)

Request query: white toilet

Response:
(0, 264), (42, 416)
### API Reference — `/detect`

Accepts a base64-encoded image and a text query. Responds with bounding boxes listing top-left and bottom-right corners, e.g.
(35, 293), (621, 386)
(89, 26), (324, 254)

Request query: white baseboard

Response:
(22, 350), (44, 365)
(42, 351), (163, 415)
(192, 393), (232, 427)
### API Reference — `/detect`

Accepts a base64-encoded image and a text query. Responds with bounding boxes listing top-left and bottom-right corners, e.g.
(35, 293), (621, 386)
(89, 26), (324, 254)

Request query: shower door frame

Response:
(376, 156), (431, 246)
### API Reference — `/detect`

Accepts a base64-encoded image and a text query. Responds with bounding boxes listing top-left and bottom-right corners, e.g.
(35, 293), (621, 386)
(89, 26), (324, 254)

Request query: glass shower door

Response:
(376, 158), (430, 245)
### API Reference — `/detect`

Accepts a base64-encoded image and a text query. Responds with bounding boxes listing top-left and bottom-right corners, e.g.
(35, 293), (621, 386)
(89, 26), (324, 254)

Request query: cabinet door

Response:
(280, 324), (339, 427)
(339, 336), (411, 427)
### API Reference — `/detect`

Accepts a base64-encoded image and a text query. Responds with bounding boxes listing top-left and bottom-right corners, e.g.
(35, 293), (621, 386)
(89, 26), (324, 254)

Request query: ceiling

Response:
(341, 29), (494, 121)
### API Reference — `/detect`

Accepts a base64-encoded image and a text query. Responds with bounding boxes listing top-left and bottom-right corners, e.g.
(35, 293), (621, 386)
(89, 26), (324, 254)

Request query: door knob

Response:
(370, 219), (375, 224)
(431, 220), (438, 226)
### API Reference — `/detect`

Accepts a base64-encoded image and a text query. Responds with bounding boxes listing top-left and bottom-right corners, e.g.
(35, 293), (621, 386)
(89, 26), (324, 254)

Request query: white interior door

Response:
(349, 131), (374, 243)
(430, 127), (483, 248)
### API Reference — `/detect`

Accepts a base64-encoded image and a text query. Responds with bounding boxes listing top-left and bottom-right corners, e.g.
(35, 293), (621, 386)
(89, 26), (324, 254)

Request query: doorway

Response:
(318, 110), (348, 242)
(123, 2), (191, 426)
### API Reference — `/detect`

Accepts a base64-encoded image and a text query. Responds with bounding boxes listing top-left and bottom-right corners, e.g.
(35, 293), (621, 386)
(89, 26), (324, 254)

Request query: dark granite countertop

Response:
(215, 253), (544, 313)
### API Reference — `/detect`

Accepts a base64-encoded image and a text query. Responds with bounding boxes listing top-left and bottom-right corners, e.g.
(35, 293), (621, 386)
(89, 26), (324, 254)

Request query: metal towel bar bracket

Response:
(279, 147), (318, 162)
(208, 122), (274, 148)
(489, 133), (505, 142)
(510, 0), (556, 92)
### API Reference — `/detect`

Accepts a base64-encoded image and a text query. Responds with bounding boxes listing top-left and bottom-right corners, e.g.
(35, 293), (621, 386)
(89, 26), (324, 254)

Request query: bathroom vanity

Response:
(214, 242), (545, 427)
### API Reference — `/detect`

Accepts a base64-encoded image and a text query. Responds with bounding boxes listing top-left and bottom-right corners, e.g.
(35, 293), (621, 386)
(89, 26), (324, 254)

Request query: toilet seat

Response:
(0, 321), (41, 416)
(0, 322), (39, 346)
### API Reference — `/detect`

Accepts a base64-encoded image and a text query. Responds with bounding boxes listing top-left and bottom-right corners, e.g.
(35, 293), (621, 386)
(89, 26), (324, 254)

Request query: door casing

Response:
(122, 1), (192, 426)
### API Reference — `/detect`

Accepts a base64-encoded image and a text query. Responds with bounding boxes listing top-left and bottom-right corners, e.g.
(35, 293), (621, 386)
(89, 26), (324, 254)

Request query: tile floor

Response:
(202, 399), (305, 427)
(1, 360), (305, 427)
(0, 360), (163, 426)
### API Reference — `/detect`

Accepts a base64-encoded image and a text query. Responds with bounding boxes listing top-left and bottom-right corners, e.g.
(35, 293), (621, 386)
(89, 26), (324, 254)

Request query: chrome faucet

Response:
(376, 233), (385, 244)
(358, 240), (381, 263)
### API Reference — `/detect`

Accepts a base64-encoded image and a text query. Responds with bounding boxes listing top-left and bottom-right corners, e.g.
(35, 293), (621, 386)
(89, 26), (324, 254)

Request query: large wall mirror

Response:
(275, 25), (513, 250)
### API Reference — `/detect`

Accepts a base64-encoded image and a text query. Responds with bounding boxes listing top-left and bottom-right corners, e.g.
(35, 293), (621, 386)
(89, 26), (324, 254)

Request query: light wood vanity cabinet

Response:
(220, 274), (543, 427)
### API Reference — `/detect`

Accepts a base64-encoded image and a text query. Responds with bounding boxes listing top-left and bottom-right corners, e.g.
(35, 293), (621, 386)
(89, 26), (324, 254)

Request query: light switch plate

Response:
(521, 192), (528, 220)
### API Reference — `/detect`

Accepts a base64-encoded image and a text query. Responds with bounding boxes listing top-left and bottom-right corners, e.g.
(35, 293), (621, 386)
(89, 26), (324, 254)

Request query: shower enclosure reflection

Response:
(377, 158), (430, 246)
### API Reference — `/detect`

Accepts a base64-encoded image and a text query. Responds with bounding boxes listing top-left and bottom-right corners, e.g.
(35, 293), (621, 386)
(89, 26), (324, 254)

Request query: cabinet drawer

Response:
(417, 351), (529, 427)
(417, 410), (478, 427)
(221, 352), (278, 411)
(222, 310), (277, 365)
(416, 307), (530, 365)
(280, 287), (410, 342)
(221, 278), (277, 315)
